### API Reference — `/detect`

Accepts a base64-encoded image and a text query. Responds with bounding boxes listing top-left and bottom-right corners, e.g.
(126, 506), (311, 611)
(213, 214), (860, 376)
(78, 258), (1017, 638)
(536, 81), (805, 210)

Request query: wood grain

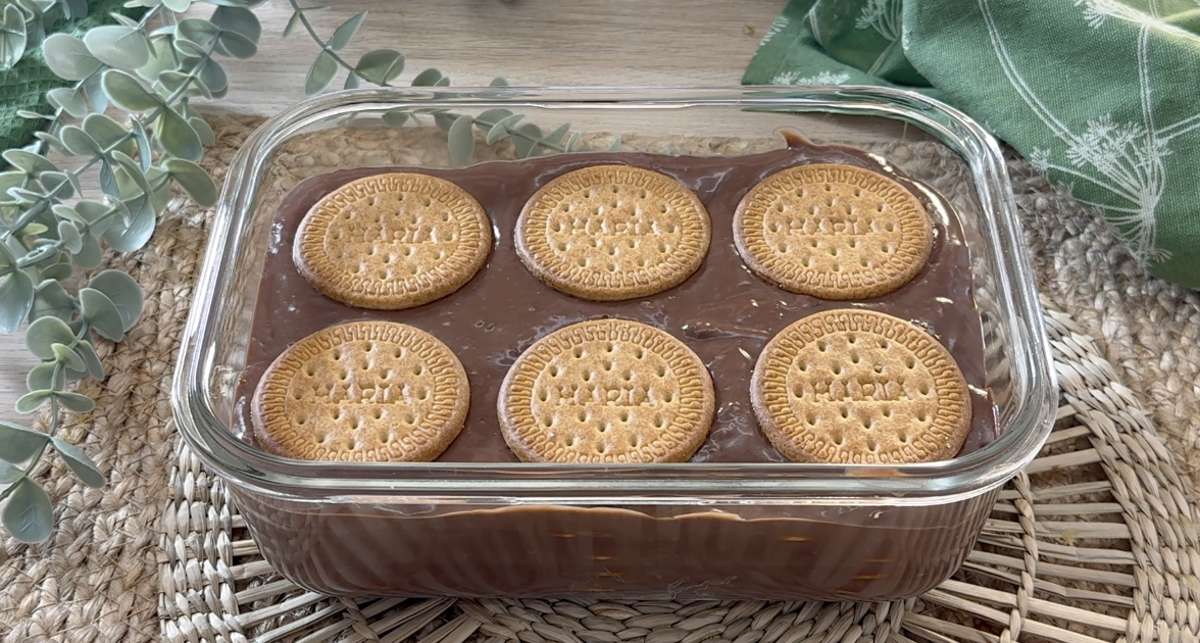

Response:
(0, 0), (785, 423)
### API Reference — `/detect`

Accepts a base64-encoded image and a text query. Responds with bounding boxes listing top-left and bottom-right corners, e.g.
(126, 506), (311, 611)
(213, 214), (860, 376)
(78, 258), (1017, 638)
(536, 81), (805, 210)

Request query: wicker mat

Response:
(2, 112), (1199, 643)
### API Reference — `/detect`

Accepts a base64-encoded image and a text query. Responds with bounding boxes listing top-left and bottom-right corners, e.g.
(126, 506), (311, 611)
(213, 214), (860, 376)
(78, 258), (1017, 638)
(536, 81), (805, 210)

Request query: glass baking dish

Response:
(171, 87), (1055, 600)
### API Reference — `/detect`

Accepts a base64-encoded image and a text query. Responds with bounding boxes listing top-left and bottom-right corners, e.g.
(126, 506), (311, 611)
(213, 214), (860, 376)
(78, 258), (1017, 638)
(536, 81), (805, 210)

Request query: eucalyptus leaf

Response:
(487, 113), (520, 141)
(0, 421), (49, 462)
(543, 122), (571, 148)
(65, 168), (83, 199)
(176, 18), (217, 48)
(46, 87), (88, 119)
(84, 113), (135, 155)
(31, 280), (76, 322)
(156, 69), (191, 96)
(6, 187), (44, 204)
(475, 108), (512, 129)
(103, 70), (161, 112)
(157, 107), (202, 161)
(82, 72), (108, 114)
(75, 200), (114, 236)
(328, 10), (366, 51)
(410, 67), (443, 87)
(136, 34), (174, 82)
(145, 167), (172, 215)
(187, 116), (215, 146)
(103, 194), (155, 252)
(172, 36), (209, 60)
(3, 149), (57, 175)
(165, 158), (217, 207)
(0, 171), (25, 194)
(87, 270), (142, 332)
(73, 234), (104, 270)
(210, 6), (260, 58)
(433, 110), (456, 132)
(80, 288), (124, 341)
(162, 0), (192, 10)
(564, 131), (581, 152)
(57, 221), (83, 254)
(447, 114), (475, 167)
(512, 123), (544, 159)
(25, 315), (74, 359)
(283, 10), (301, 38)
(26, 361), (63, 393)
(0, 238), (16, 271)
(32, 131), (68, 155)
(41, 33), (100, 81)
(13, 390), (51, 414)
(55, 392), (95, 413)
(304, 50), (337, 95)
(111, 151), (150, 196)
(51, 438), (105, 488)
(382, 110), (409, 127)
(50, 203), (86, 225)
(0, 270), (35, 334)
(607, 135), (623, 151)
(489, 76), (508, 87)
(433, 75), (450, 87)
(38, 171), (73, 199)
(354, 49), (404, 85)
(38, 262), (72, 283)
(21, 224), (49, 237)
(194, 56), (228, 94)
(76, 339), (104, 380)
(98, 161), (118, 199)
(50, 343), (85, 372)
(84, 25), (150, 70)
(131, 119), (152, 171)
(0, 460), (20, 485)
(343, 72), (359, 90)
(1, 478), (53, 543)
(0, 5), (26, 69)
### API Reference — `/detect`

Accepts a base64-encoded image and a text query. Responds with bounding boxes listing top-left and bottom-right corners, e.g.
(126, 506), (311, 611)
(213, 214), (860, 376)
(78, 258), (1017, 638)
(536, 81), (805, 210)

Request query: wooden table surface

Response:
(0, 0), (787, 423)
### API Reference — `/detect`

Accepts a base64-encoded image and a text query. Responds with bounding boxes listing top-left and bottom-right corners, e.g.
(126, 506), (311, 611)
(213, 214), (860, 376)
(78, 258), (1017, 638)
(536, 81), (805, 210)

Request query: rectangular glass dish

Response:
(172, 87), (1056, 600)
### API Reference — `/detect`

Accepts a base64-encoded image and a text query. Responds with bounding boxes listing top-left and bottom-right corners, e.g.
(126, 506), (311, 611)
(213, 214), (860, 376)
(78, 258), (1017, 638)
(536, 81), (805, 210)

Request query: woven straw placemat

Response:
(2, 113), (1199, 643)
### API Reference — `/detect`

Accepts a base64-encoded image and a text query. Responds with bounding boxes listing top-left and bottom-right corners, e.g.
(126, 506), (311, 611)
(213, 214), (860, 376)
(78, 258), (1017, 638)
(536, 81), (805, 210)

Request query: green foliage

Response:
(283, 3), (621, 164)
(1, 0), (613, 546)
(0, 0), (248, 544)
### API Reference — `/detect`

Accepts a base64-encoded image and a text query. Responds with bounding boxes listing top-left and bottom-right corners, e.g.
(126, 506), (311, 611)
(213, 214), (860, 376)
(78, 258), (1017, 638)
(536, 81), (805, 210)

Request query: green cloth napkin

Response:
(0, 0), (144, 152)
(744, 0), (1200, 290)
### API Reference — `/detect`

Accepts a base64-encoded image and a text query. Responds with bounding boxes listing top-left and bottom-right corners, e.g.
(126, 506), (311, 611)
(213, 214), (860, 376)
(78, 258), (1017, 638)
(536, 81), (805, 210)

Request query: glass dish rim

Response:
(171, 85), (1056, 504)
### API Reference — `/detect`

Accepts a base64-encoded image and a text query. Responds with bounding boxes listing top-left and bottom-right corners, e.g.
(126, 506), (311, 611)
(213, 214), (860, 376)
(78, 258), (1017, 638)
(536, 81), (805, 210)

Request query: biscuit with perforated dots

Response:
(734, 163), (933, 300)
(294, 173), (492, 310)
(751, 309), (971, 464)
(498, 319), (715, 463)
(252, 321), (469, 462)
(515, 165), (711, 301)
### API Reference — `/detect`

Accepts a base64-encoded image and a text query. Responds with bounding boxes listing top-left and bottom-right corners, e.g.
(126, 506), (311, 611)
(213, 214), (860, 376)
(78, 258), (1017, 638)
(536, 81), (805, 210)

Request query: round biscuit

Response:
(515, 165), (711, 301)
(734, 163), (933, 299)
(498, 319), (715, 463)
(294, 173), (492, 310)
(751, 309), (971, 464)
(252, 320), (469, 462)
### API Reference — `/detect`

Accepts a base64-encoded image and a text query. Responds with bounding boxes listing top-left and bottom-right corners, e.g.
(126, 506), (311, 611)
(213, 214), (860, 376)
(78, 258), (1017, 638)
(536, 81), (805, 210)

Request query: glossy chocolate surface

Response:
(236, 135), (997, 462)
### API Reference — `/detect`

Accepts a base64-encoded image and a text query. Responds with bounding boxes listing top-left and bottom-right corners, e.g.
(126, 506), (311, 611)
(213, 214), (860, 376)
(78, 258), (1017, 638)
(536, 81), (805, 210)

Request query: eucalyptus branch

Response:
(285, 0), (622, 164)
(0, 0), (256, 544)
